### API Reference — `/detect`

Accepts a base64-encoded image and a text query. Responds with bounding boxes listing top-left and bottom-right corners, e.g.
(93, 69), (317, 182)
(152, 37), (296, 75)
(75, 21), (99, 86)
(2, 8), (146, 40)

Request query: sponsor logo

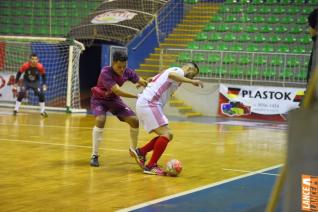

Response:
(91, 10), (137, 24)
(302, 175), (318, 211)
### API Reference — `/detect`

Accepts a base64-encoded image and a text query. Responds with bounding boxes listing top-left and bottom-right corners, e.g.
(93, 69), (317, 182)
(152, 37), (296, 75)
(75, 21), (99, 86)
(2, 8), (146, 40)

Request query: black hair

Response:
(308, 8), (318, 29)
(30, 53), (38, 58)
(112, 51), (128, 62)
(188, 61), (200, 73)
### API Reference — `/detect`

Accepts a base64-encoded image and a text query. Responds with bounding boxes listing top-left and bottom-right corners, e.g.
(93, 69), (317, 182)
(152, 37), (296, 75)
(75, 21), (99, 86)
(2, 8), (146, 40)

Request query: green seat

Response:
(307, 0), (318, 4)
(303, 61), (309, 67)
(281, 17), (294, 24)
(287, 58), (301, 67)
(254, 35), (266, 43)
(219, 6), (231, 13)
(225, 15), (237, 23)
(208, 34), (222, 41)
(296, 17), (307, 24)
(238, 34), (251, 42)
(207, 55), (221, 63)
(184, 0), (199, 3)
(200, 66), (213, 74)
(268, 35), (281, 43)
(222, 55), (236, 64)
(267, 16), (279, 24)
(169, 63), (180, 68)
(178, 53), (191, 62)
(279, 0), (291, 3)
(295, 71), (307, 80)
(216, 25), (230, 32)
(246, 44), (259, 52)
(187, 42), (200, 50)
(238, 16), (251, 23)
(299, 36), (312, 45)
(192, 53), (206, 63)
(237, 56), (251, 65)
(231, 25), (243, 32)
(262, 45), (274, 52)
(259, 7), (271, 14)
(246, 6), (257, 14)
(195, 32), (208, 41)
(290, 27), (303, 34)
(262, 70), (276, 78)
(217, 68), (227, 76)
(294, 0), (305, 3)
(230, 69), (244, 77)
(202, 44), (215, 50)
(232, 6), (243, 13)
(225, 0), (238, 3)
(210, 16), (223, 22)
(230, 44), (243, 51)
(252, 16), (265, 23)
(273, 7), (285, 14)
(254, 56), (267, 65)
(287, 8), (300, 14)
(217, 44), (229, 51)
(284, 36), (297, 44)
(246, 70), (260, 77)
(292, 46), (306, 54)
(279, 70), (294, 79)
(277, 46), (290, 53)
(271, 58), (283, 66)
(203, 24), (216, 31)
(275, 26), (288, 33)
(253, 0), (264, 4)
(260, 26), (273, 33)
(302, 8), (312, 15)
(245, 25), (258, 33)
(223, 34), (237, 42)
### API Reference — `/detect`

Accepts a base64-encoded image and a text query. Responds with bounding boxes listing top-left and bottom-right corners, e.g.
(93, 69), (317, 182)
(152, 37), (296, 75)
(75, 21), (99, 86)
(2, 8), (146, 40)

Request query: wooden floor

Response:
(0, 109), (286, 211)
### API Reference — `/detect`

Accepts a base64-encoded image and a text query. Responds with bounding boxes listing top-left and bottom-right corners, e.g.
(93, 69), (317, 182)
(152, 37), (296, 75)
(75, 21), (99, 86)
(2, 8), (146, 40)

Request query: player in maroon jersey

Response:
(13, 53), (48, 117)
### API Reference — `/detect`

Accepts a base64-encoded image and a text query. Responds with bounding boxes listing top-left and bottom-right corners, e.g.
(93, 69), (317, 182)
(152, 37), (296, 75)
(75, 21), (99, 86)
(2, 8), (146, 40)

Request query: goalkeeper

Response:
(13, 53), (48, 117)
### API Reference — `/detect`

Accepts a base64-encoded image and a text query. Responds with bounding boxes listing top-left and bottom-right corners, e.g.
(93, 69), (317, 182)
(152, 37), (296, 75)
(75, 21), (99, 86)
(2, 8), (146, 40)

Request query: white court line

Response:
(0, 138), (172, 156)
(116, 164), (283, 212)
(223, 168), (279, 176)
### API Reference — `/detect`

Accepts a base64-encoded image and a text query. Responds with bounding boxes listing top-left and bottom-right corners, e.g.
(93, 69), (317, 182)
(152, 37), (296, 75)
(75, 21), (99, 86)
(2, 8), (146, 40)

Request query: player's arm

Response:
(168, 72), (203, 88)
(111, 84), (138, 98)
(136, 77), (148, 88)
(38, 64), (47, 91)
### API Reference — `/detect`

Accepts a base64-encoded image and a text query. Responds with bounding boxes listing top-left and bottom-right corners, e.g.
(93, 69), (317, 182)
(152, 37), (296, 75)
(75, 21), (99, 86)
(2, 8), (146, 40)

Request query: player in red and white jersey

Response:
(130, 62), (203, 175)
(13, 53), (48, 117)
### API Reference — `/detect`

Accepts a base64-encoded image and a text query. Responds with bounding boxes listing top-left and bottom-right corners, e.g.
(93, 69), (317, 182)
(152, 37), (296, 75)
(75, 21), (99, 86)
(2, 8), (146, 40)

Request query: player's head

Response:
(308, 8), (318, 37)
(182, 62), (199, 79)
(112, 51), (128, 76)
(29, 53), (39, 66)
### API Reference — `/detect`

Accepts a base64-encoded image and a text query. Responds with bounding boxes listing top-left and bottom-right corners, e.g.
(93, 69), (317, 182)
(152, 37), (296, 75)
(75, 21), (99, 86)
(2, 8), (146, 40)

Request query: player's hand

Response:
(42, 84), (47, 92)
(136, 78), (148, 88)
(191, 80), (204, 88)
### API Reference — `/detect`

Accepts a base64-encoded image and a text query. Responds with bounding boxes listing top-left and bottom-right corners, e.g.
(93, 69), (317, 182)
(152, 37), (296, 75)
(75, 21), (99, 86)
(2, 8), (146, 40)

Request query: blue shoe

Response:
(90, 155), (99, 167)
(129, 147), (146, 169)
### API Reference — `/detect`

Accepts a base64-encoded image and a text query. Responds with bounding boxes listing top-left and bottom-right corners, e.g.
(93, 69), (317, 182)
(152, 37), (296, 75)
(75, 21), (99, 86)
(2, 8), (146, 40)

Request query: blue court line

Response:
(119, 165), (283, 212)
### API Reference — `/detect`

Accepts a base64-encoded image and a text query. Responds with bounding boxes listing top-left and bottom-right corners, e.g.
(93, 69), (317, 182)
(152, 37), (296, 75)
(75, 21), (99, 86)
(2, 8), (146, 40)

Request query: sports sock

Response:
(92, 126), (104, 156)
(147, 136), (169, 167)
(130, 127), (139, 149)
(14, 101), (21, 111)
(139, 136), (159, 156)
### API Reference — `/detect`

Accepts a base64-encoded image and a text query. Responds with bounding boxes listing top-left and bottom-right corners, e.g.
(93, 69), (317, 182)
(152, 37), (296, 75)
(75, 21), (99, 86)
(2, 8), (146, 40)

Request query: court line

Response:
(116, 164), (283, 212)
(223, 168), (279, 176)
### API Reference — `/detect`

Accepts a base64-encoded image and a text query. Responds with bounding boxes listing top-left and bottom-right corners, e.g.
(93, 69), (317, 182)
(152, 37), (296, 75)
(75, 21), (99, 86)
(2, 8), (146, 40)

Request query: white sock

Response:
(15, 101), (21, 111)
(130, 127), (139, 149)
(39, 102), (45, 113)
(92, 126), (104, 156)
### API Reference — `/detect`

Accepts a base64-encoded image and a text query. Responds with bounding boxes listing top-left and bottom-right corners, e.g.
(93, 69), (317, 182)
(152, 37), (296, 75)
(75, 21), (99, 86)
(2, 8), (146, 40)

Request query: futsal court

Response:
(0, 108), (285, 211)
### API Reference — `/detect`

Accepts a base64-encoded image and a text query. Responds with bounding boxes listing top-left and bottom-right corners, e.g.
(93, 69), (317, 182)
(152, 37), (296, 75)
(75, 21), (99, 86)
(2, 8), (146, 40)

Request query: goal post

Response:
(0, 36), (86, 113)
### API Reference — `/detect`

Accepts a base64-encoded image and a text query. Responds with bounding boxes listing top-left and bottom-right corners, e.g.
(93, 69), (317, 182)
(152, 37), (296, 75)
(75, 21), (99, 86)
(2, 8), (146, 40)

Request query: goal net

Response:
(0, 36), (85, 113)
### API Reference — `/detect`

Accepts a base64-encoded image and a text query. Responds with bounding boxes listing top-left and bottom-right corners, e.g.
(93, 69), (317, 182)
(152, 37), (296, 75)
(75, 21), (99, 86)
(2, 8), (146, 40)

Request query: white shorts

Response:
(136, 98), (168, 133)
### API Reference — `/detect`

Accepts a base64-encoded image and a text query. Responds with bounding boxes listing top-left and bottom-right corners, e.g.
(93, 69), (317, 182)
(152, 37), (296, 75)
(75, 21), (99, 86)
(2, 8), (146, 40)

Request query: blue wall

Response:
(100, 0), (184, 70)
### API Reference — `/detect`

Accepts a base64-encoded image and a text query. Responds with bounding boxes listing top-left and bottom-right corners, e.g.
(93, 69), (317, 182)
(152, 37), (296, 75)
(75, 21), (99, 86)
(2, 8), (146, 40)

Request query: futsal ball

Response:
(166, 159), (182, 177)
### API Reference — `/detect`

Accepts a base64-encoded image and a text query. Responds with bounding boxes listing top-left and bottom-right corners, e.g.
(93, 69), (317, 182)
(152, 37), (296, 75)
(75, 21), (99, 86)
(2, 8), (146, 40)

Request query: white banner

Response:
(0, 71), (15, 103)
(219, 84), (305, 115)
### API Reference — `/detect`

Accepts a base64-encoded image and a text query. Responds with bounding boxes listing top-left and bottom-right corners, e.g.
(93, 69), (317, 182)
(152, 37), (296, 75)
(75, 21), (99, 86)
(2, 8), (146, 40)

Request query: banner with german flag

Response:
(218, 84), (305, 122)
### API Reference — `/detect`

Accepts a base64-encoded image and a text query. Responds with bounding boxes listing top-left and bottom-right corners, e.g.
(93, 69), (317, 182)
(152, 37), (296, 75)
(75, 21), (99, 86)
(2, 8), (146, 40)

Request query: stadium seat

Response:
(254, 56), (267, 65)
(219, 6), (231, 13)
(208, 34), (222, 41)
(260, 26), (273, 33)
(216, 25), (230, 32)
(279, 0), (292, 3)
(287, 58), (301, 67)
(230, 69), (244, 77)
(277, 45), (290, 53)
(178, 53), (191, 62)
(295, 71), (307, 80)
(296, 17), (307, 24)
(279, 69), (294, 79)
(246, 44), (259, 52)
(245, 25), (258, 33)
(262, 70), (276, 78)
(292, 46), (306, 54)
(267, 17), (279, 24)
(271, 58), (283, 66)
(299, 36), (312, 45)
(259, 7), (271, 14)
(200, 66), (213, 74)
(193, 53), (206, 63)
(217, 44), (229, 51)
(252, 16), (265, 23)
(238, 34), (251, 42)
(225, 15), (237, 23)
(222, 55), (236, 64)
(302, 8), (312, 15)
(266, 0), (278, 4)
(283, 36), (297, 44)
(187, 42), (200, 50)
(230, 44), (244, 51)
(238, 16), (251, 23)
(281, 17), (294, 24)
(246, 6), (257, 14)
(232, 6), (243, 13)
(208, 55), (221, 63)
(262, 45), (274, 52)
(202, 44), (215, 50)
(203, 24), (216, 31)
(290, 26), (303, 34)
(268, 35), (281, 43)
(254, 35), (266, 43)
(231, 25), (243, 32)
(275, 26), (288, 33)
(287, 7), (300, 14)
(273, 7), (285, 14)
(195, 33), (208, 41)
(294, 0), (305, 3)
(307, 0), (318, 4)
(246, 70), (260, 77)
(237, 56), (251, 65)
(223, 34), (237, 42)
(210, 16), (223, 22)
(253, 0), (264, 4)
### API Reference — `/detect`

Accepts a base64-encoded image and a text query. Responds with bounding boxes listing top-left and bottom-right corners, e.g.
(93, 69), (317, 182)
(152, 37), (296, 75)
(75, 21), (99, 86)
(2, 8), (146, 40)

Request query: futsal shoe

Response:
(90, 155), (99, 167)
(129, 147), (146, 169)
(143, 164), (166, 176)
(41, 111), (48, 118)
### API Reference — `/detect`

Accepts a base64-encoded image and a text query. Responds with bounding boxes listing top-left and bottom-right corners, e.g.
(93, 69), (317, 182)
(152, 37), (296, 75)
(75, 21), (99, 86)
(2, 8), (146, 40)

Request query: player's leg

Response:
(13, 85), (26, 115)
(33, 85), (47, 117)
(121, 115), (139, 149)
(90, 97), (107, 167)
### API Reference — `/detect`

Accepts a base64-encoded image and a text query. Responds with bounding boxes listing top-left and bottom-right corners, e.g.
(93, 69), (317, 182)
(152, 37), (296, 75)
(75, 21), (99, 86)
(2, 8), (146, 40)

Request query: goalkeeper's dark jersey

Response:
(15, 62), (46, 83)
